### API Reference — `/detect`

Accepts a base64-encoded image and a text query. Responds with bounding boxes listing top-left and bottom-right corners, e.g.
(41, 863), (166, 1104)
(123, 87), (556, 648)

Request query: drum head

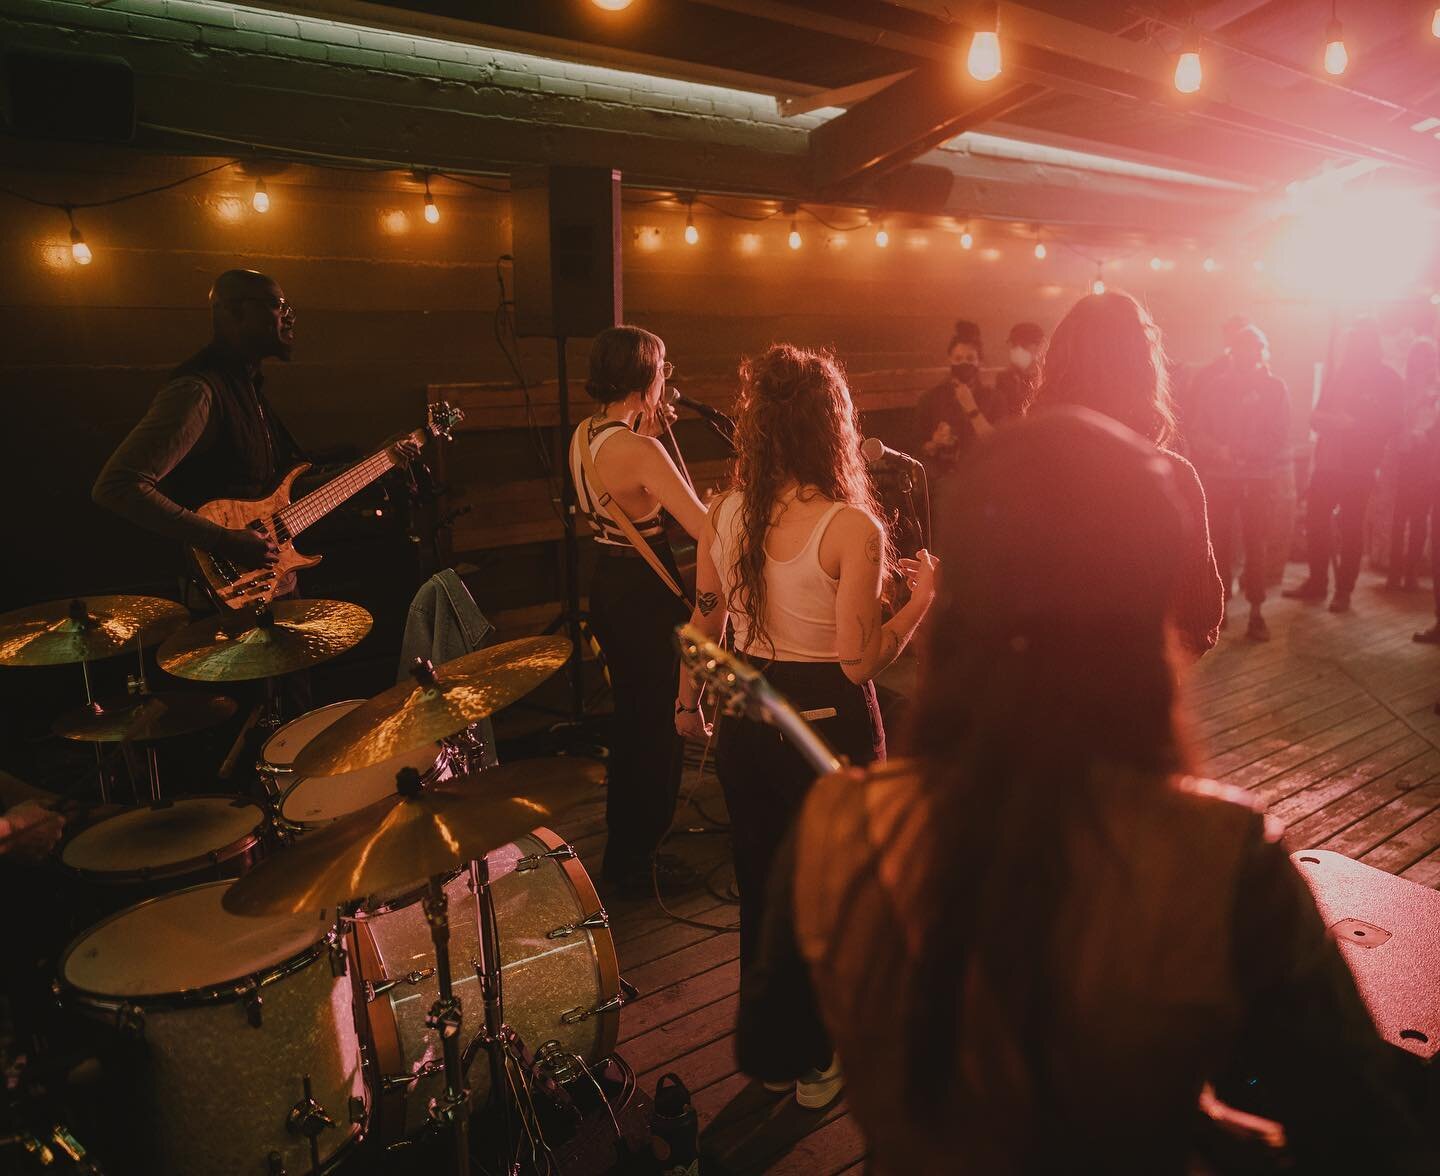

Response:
(61, 881), (331, 999)
(62, 796), (263, 876)
(261, 700), (365, 769)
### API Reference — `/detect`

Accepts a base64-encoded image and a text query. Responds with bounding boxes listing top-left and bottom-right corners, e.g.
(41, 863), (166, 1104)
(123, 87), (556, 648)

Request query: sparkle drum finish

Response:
(264, 700), (447, 833)
(58, 881), (365, 1175)
(354, 828), (621, 1140)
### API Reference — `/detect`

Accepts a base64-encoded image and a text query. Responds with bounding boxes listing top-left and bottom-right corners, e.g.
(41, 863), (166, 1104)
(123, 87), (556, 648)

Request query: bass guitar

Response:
(189, 401), (463, 618)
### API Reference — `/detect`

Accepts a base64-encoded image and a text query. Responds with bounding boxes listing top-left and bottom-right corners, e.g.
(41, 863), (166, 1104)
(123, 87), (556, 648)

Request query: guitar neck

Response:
(278, 431), (418, 537)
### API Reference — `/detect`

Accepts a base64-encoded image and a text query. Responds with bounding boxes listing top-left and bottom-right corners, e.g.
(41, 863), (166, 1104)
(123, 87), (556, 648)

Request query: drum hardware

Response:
(546, 910), (611, 940)
(561, 980), (638, 1027)
(365, 968), (436, 1000)
(286, 1073), (338, 1175)
(419, 873), (473, 1176)
(514, 842), (577, 872)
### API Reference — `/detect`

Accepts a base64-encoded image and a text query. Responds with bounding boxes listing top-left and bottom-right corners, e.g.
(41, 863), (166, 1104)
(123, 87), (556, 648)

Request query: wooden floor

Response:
(551, 567), (1440, 1175)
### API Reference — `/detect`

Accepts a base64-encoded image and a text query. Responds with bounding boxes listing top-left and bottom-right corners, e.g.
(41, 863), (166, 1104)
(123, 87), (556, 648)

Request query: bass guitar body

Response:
(191, 464), (318, 615)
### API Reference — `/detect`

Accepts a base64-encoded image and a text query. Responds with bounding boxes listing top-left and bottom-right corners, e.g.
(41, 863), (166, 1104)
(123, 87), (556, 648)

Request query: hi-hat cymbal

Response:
(222, 756), (604, 915)
(53, 691), (238, 742)
(157, 600), (372, 682)
(0, 596), (189, 667)
(292, 637), (569, 776)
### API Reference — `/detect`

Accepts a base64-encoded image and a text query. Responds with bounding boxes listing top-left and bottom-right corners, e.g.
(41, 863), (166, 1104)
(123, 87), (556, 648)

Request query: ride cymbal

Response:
(292, 636), (569, 776)
(222, 756), (604, 915)
(53, 691), (238, 742)
(157, 600), (372, 682)
(0, 596), (189, 667)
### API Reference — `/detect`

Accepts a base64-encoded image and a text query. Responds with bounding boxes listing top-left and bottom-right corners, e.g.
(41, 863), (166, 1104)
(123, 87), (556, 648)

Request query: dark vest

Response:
(161, 343), (297, 509)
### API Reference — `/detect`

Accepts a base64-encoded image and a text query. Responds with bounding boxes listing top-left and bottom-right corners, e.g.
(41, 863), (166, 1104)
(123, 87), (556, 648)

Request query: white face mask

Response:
(1010, 347), (1033, 370)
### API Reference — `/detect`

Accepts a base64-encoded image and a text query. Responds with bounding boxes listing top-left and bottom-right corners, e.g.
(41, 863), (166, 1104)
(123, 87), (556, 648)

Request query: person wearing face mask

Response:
(994, 322), (1046, 417)
(1188, 325), (1291, 641)
(913, 320), (1009, 480)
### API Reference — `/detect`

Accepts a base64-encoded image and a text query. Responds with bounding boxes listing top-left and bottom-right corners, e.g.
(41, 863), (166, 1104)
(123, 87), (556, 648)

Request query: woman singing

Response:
(568, 325), (708, 895)
(1028, 291), (1224, 657)
(676, 343), (938, 1108)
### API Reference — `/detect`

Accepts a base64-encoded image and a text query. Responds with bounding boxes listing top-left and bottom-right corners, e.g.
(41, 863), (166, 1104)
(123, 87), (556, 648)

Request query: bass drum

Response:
(354, 827), (621, 1141)
(57, 881), (365, 1175)
(263, 699), (448, 833)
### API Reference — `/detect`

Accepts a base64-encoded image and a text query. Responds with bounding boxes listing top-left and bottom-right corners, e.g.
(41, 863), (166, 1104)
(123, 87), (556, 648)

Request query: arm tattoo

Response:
(696, 590), (719, 617)
(864, 532), (881, 566)
(857, 613), (876, 652)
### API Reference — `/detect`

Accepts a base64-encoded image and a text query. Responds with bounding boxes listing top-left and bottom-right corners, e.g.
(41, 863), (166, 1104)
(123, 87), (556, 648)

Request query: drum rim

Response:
(276, 755), (447, 833)
(61, 795), (266, 884)
(58, 880), (333, 1009)
(259, 698), (366, 772)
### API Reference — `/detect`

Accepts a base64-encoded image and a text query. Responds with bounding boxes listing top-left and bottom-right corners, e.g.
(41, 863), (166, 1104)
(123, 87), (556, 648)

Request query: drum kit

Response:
(1, 594), (629, 1176)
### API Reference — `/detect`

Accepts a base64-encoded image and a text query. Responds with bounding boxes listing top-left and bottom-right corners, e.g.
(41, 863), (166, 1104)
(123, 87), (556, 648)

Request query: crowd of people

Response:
(571, 290), (1439, 1171)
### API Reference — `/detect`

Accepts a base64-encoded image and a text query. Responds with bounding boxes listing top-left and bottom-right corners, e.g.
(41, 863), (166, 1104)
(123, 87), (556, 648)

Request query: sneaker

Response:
(1246, 612), (1270, 642)
(1282, 579), (1327, 601)
(761, 1080), (793, 1094)
(795, 1056), (844, 1110)
(1328, 591), (1352, 614)
(1414, 624), (1440, 645)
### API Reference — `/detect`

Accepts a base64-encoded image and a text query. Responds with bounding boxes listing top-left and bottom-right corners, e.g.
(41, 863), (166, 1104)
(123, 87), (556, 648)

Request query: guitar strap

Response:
(579, 438), (692, 609)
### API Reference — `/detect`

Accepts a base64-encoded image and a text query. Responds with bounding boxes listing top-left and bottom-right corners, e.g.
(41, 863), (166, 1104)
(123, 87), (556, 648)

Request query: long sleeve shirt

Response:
(1188, 364), (1292, 482)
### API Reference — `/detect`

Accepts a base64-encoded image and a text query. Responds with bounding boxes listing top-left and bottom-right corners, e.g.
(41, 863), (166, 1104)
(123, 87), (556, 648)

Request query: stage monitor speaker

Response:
(3, 51), (135, 143)
(511, 166), (622, 339)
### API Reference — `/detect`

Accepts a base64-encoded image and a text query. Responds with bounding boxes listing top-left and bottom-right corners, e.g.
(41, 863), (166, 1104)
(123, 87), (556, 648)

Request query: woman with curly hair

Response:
(676, 343), (938, 1107)
(1028, 291), (1224, 656)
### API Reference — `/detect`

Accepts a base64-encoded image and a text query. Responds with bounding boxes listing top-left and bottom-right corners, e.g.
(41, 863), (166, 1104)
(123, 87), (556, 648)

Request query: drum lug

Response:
(546, 907), (609, 939)
(326, 930), (348, 977)
(114, 1002), (145, 1038)
(245, 988), (264, 1028)
(515, 843), (577, 872)
(366, 967), (436, 1000)
(560, 977), (637, 1026)
(348, 1095), (366, 1126)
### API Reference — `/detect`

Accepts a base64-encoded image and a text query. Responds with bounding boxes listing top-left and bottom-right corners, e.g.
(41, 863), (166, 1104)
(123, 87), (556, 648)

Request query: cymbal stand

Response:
(423, 874), (471, 1176)
(130, 633), (162, 801)
(469, 856), (517, 1176)
(76, 650), (109, 805)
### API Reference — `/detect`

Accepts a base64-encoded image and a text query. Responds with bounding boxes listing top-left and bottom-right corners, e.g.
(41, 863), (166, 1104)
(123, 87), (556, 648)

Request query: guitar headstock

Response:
(676, 624), (779, 722)
(427, 400), (465, 442)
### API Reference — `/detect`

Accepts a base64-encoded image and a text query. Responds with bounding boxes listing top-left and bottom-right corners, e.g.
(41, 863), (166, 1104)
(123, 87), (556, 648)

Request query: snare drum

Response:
(354, 827), (622, 1141)
(58, 881), (366, 1175)
(262, 700), (447, 833)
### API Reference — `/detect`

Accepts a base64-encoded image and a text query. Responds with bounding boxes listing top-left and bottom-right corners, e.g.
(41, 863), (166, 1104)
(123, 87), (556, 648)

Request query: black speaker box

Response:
(3, 51), (135, 142)
(511, 166), (623, 339)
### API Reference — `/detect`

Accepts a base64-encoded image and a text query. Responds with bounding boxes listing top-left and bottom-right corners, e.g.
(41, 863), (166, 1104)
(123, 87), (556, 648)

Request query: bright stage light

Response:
(1269, 184), (1438, 303)
(1174, 50), (1202, 94)
(1433, 7), (1439, 38)
(1323, 20), (1348, 76)
(591, 0), (633, 9)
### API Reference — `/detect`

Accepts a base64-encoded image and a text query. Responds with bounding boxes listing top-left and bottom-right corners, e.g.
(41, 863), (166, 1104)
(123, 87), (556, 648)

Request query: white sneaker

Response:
(794, 1056), (843, 1110)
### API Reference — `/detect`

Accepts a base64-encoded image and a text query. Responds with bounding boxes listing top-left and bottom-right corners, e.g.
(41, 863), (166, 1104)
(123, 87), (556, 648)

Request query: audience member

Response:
(1187, 325), (1291, 640)
(1283, 319), (1404, 613)
(1391, 338), (1439, 593)
(994, 321), (1046, 416)
(913, 320), (1009, 479)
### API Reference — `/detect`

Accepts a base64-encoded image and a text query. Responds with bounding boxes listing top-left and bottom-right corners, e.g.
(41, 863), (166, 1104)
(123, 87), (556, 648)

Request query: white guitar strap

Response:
(579, 439), (692, 608)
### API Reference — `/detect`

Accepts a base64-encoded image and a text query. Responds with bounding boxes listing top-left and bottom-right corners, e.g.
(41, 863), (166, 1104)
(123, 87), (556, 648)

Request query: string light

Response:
(422, 174), (439, 224)
(590, 0), (633, 9)
(959, 225), (974, 250)
(1203, 256), (1218, 272)
(1033, 229), (1046, 260)
(1174, 26), (1202, 94)
(1323, 6), (1348, 76)
(252, 178), (269, 213)
(1149, 255), (1164, 271)
(966, 3), (1003, 82)
(66, 210), (91, 266)
(788, 218), (802, 250)
(1091, 264), (1105, 295)
(873, 218), (889, 248)
(684, 198), (698, 245)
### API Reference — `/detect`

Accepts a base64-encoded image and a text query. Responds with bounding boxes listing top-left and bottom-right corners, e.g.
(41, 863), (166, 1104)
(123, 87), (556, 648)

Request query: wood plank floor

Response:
(548, 568), (1440, 1175)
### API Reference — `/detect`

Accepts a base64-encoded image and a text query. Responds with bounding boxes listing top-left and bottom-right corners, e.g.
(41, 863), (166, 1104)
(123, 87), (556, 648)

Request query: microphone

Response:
(861, 437), (921, 466)
(668, 387), (737, 445)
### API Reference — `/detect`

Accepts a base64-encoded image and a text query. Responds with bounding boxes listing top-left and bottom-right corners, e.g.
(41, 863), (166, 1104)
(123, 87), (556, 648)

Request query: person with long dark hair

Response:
(1028, 290), (1224, 657)
(568, 325), (709, 894)
(676, 343), (937, 1108)
(738, 408), (1432, 1174)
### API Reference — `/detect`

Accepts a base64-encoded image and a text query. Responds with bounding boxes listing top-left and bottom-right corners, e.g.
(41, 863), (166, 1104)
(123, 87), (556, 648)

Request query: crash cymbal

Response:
(0, 596), (189, 667)
(292, 636), (569, 776)
(157, 599), (372, 682)
(53, 690), (238, 742)
(222, 756), (604, 915)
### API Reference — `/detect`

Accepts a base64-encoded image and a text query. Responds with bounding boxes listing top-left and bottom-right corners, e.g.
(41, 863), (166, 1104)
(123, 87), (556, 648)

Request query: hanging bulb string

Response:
(0, 159), (235, 211)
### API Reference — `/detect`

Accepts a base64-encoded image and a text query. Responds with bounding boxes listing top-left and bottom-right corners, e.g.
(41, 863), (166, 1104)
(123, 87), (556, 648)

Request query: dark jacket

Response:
(1312, 362), (1405, 476)
(1188, 361), (1292, 482)
(913, 377), (1011, 477)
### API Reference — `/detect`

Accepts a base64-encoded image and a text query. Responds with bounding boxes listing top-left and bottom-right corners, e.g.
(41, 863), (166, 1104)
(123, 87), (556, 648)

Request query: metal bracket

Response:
(515, 843), (577, 872)
(114, 1002), (145, 1037)
(365, 968), (436, 1000)
(245, 987), (264, 1029)
(560, 978), (637, 1026)
(546, 908), (610, 940)
(425, 995), (463, 1039)
(326, 931), (348, 977)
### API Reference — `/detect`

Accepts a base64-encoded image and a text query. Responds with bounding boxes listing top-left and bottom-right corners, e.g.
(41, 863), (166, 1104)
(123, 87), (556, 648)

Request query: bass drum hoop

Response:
(57, 881), (329, 1013)
(60, 796), (266, 886)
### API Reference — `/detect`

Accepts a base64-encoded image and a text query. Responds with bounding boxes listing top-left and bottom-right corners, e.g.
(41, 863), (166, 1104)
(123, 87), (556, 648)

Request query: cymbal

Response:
(0, 596), (189, 667)
(222, 756), (604, 915)
(292, 636), (569, 776)
(157, 600), (372, 682)
(53, 691), (238, 742)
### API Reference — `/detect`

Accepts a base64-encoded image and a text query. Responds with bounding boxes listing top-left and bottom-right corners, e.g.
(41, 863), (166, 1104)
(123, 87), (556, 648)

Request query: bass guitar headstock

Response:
(427, 400), (465, 442)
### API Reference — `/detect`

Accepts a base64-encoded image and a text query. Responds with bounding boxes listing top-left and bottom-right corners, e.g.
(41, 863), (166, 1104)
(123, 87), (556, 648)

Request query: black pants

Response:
(716, 661), (885, 978)
(1391, 466), (1431, 584)
(1305, 467), (1374, 595)
(1207, 478), (1274, 606)
(587, 547), (689, 881)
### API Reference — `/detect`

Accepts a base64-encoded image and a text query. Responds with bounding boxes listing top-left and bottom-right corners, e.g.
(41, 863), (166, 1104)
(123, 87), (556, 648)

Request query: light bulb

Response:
(1091, 277), (1105, 295)
(69, 226), (92, 266)
(967, 30), (1002, 82)
(1149, 256), (1164, 271)
(874, 226), (889, 248)
(1203, 256), (1218, 272)
(960, 229), (974, 250)
(788, 221), (802, 250)
(1323, 20), (1348, 75)
(252, 179), (269, 213)
(1033, 241), (1046, 260)
(423, 193), (440, 224)
(684, 221), (699, 245)
(591, 0), (632, 9)
(1174, 49), (1202, 94)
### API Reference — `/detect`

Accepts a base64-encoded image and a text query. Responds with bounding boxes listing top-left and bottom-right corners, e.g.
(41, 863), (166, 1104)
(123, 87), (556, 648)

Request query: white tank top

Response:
(568, 417), (665, 548)
(711, 492), (845, 662)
